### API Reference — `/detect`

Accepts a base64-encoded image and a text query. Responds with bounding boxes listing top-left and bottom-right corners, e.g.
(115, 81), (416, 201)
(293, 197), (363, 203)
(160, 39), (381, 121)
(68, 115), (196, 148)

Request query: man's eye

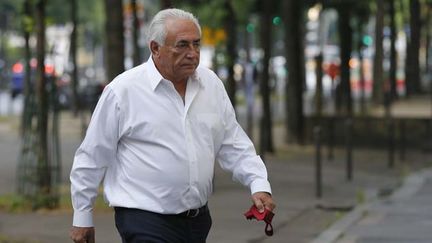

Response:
(176, 43), (189, 49)
(193, 42), (201, 48)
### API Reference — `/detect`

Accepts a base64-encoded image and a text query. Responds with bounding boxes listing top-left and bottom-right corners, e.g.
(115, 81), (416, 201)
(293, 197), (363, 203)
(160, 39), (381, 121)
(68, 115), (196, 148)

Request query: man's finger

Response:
(87, 228), (95, 243)
(253, 197), (265, 213)
(252, 192), (275, 212)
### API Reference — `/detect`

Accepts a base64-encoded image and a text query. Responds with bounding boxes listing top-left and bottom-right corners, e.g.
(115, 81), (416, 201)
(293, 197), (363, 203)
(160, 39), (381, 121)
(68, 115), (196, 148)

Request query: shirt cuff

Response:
(73, 210), (94, 227)
(250, 178), (272, 195)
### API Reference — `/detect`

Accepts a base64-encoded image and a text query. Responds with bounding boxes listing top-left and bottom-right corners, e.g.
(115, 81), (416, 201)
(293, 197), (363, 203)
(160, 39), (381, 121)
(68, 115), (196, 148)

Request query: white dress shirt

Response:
(70, 57), (271, 227)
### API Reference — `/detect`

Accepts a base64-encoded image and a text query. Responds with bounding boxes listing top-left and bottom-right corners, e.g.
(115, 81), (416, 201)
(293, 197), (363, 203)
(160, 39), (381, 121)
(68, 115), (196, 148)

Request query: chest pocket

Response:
(194, 113), (224, 149)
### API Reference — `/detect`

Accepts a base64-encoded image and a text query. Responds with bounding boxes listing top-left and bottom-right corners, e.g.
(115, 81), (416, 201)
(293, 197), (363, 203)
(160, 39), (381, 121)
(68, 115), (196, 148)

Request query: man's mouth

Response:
(182, 63), (196, 68)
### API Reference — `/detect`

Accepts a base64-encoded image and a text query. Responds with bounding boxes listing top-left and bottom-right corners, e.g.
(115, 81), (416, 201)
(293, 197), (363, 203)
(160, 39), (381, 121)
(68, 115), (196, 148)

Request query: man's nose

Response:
(185, 49), (199, 58)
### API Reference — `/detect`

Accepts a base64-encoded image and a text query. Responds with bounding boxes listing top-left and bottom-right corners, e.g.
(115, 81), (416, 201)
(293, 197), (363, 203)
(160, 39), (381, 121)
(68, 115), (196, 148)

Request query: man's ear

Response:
(150, 41), (160, 57)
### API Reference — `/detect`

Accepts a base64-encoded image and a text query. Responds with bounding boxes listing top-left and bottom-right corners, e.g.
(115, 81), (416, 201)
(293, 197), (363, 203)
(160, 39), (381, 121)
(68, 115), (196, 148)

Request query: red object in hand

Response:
(244, 205), (275, 236)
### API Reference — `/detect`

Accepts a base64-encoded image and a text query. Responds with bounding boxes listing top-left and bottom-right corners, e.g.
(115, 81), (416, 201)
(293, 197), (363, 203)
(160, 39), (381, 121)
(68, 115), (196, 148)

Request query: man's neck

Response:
(172, 79), (187, 101)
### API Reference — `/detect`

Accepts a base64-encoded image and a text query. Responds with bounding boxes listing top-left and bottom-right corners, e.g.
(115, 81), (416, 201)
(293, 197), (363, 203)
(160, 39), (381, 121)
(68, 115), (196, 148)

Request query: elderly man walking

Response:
(70, 8), (275, 243)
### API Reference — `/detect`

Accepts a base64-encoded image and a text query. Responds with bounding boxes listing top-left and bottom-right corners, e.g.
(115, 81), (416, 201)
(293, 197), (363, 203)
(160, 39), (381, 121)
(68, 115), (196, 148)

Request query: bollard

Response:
(345, 118), (353, 181)
(314, 126), (322, 198)
(399, 120), (406, 161)
(387, 118), (395, 168)
(327, 117), (334, 161)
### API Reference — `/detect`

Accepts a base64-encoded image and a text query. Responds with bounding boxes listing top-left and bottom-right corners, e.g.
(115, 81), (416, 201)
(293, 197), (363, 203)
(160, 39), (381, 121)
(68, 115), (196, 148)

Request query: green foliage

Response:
(0, 194), (32, 213)
(231, 0), (257, 24)
(174, 0), (258, 29)
(0, 235), (40, 243)
(177, 0), (226, 28)
(2, 37), (24, 63)
(0, 186), (110, 213)
(22, 15), (34, 33)
(77, 0), (105, 45)
(0, 0), (25, 30)
(42, 0), (105, 44)
(356, 189), (366, 203)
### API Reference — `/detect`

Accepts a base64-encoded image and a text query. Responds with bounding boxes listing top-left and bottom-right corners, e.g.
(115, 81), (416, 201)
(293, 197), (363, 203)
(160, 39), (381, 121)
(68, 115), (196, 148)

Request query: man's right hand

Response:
(70, 226), (95, 243)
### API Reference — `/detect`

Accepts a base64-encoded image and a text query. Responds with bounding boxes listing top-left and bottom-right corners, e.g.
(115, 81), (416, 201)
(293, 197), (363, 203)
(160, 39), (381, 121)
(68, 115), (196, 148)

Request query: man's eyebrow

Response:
(177, 38), (201, 42)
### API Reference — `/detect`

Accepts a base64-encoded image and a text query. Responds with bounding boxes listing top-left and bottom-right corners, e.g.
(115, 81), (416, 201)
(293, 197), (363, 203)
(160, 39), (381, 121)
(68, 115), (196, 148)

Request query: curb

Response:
(310, 167), (432, 243)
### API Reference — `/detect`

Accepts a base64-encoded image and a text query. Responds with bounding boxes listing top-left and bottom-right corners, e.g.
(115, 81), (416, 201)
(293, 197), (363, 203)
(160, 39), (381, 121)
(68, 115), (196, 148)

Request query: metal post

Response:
(385, 92), (394, 168)
(399, 120), (406, 161)
(388, 118), (395, 168)
(345, 118), (353, 181)
(314, 126), (322, 198)
(327, 117), (334, 161)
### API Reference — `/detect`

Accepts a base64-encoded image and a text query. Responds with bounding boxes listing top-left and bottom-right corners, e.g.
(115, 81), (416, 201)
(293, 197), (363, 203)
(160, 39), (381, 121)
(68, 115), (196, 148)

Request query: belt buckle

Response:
(186, 208), (200, 218)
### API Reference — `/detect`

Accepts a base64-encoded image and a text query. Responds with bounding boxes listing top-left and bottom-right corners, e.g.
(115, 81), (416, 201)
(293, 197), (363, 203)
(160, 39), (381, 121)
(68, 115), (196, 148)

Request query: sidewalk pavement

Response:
(0, 111), (431, 243)
(312, 168), (432, 243)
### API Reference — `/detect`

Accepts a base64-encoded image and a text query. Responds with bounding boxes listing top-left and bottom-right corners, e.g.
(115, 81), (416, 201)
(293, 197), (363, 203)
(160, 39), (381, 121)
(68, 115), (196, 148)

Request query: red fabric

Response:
(244, 205), (275, 236)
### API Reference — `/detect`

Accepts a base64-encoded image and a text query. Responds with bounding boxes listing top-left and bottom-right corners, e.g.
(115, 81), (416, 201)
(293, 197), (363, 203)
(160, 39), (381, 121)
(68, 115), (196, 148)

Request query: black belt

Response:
(177, 204), (208, 218)
(114, 205), (209, 218)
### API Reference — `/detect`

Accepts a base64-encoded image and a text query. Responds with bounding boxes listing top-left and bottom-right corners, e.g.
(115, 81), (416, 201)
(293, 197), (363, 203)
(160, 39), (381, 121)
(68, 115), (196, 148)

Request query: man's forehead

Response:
(165, 18), (200, 38)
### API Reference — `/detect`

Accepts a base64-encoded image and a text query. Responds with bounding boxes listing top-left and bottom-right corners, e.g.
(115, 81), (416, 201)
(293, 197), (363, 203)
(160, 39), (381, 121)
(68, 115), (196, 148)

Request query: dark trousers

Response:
(114, 207), (212, 243)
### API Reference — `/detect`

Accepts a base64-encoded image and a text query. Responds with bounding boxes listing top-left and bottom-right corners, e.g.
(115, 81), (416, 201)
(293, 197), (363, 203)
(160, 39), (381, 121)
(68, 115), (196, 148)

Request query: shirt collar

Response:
(145, 56), (164, 91)
(145, 56), (203, 91)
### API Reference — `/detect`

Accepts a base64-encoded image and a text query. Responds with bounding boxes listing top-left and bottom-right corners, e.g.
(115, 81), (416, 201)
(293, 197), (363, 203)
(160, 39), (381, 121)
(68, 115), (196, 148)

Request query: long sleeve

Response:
(70, 86), (121, 227)
(215, 87), (271, 195)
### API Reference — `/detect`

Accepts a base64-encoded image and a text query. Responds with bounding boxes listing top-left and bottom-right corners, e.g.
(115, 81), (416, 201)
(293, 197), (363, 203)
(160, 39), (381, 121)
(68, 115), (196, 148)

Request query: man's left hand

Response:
(251, 192), (275, 213)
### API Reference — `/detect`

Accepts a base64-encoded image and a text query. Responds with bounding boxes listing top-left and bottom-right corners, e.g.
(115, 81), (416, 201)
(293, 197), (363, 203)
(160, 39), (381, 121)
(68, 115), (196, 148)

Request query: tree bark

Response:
(160, 0), (173, 9)
(424, 3), (431, 76)
(70, 0), (79, 114)
(373, 0), (384, 104)
(356, 17), (367, 115)
(105, 0), (125, 82)
(21, 0), (33, 136)
(406, 0), (421, 94)
(224, 0), (237, 110)
(244, 26), (254, 138)
(389, 0), (398, 100)
(284, 0), (305, 144)
(131, 0), (141, 66)
(35, 0), (50, 196)
(337, 4), (353, 116)
(259, 0), (274, 153)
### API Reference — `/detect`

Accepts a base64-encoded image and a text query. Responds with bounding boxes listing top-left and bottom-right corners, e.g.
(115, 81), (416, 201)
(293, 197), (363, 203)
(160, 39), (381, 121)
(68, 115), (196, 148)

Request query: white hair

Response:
(147, 8), (201, 46)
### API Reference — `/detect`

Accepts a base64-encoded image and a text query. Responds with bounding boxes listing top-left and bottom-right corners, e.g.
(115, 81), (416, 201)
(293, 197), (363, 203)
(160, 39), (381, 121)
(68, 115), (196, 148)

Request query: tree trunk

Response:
(17, 0), (35, 196)
(337, 4), (353, 116)
(259, 0), (274, 154)
(244, 27), (254, 139)
(70, 0), (79, 114)
(389, 0), (398, 100)
(160, 0), (173, 9)
(131, 0), (141, 66)
(356, 18), (367, 115)
(406, 0), (421, 94)
(105, 0), (125, 82)
(373, 0), (384, 104)
(315, 54), (323, 118)
(424, 4), (431, 76)
(21, 0), (33, 136)
(283, 0), (305, 144)
(224, 0), (237, 110)
(35, 0), (51, 199)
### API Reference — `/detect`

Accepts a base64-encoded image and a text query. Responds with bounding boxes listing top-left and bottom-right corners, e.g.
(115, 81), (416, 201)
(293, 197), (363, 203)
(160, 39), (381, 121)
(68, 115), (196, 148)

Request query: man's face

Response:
(151, 19), (201, 83)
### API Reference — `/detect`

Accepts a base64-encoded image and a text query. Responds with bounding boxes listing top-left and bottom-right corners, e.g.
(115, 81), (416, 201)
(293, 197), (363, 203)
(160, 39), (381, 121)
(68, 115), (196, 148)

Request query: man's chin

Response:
(182, 67), (197, 75)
